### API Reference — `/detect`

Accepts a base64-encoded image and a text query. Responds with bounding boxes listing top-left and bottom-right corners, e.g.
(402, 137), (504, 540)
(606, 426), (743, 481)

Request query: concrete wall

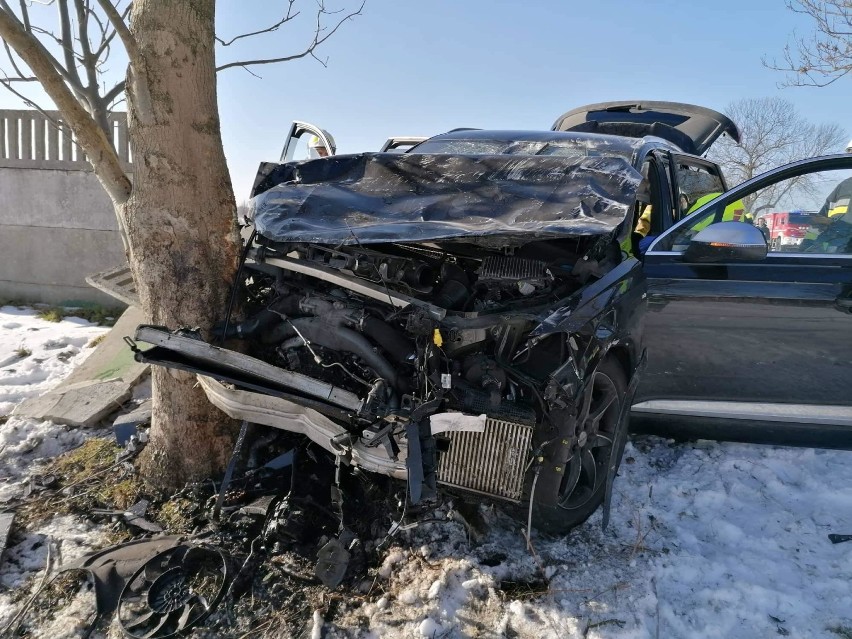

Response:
(0, 110), (132, 306)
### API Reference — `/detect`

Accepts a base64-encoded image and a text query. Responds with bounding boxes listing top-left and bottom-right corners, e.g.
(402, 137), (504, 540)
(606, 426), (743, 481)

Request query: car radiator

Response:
(437, 417), (533, 503)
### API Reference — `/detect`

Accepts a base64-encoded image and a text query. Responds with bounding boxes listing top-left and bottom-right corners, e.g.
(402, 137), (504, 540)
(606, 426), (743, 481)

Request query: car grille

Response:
(437, 418), (533, 502)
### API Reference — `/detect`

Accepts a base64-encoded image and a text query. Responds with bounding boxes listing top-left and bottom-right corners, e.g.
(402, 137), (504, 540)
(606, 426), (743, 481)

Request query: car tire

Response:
(528, 357), (629, 535)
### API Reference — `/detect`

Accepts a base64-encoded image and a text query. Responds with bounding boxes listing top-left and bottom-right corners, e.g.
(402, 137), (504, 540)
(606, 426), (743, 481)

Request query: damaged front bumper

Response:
(131, 327), (534, 502)
(197, 374), (409, 480)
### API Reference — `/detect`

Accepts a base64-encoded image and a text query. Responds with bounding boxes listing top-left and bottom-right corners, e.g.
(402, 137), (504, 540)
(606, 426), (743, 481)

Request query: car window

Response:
(674, 159), (726, 220)
(658, 167), (852, 254)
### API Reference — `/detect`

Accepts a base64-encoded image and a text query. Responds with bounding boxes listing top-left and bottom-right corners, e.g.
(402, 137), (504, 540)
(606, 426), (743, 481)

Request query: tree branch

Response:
(95, 0), (139, 65)
(104, 78), (124, 104)
(764, 0), (852, 86)
(215, 0), (299, 47)
(3, 38), (31, 79)
(17, 0), (27, 31)
(708, 97), (846, 193)
(216, 0), (364, 72)
(95, 0), (151, 124)
(57, 0), (84, 89)
(0, 7), (131, 204)
(0, 0), (90, 98)
(74, 0), (102, 109)
(94, 3), (130, 57)
(0, 71), (61, 128)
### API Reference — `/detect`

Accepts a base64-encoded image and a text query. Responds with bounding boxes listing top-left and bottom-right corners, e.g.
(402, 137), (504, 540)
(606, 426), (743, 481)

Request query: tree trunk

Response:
(123, 0), (240, 489)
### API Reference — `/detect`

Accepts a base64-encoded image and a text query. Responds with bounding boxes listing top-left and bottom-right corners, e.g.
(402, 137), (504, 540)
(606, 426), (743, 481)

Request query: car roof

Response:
(415, 129), (682, 163)
(425, 128), (640, 146)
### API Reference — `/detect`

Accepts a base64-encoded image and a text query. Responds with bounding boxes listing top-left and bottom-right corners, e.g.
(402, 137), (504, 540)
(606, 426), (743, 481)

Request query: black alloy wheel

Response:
(557, 365), (621, 510)
(529, 357), (629, 534)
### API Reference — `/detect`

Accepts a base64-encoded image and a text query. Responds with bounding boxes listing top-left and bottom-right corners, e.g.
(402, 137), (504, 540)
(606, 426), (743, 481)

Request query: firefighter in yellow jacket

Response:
(815, 139), (852, 220)
(801, 138), (852, 252)
(686, 192), (751, 232)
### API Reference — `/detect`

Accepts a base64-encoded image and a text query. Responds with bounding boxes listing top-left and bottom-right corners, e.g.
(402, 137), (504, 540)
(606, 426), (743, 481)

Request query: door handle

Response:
(835, 297), (852, 314)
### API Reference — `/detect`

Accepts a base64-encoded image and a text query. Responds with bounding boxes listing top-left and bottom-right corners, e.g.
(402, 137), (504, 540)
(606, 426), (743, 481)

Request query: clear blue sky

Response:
(2, 1), (849, 200)
(215, 0), (850, 199)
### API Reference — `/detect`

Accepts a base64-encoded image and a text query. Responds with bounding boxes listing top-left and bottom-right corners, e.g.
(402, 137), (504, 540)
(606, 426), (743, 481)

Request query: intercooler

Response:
(437, 418), (533, 502)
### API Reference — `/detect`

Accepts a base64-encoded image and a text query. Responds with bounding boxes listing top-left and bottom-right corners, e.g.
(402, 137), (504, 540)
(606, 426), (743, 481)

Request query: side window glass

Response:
(674, 160), (726, 221)
(785, 168), (852, 255)
(658, 167), (852, 254)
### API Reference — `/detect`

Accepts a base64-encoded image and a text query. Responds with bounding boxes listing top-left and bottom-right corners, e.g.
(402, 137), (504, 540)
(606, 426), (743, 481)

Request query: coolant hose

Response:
(361, 317), (415, 364)
(280, 318), (401, 390)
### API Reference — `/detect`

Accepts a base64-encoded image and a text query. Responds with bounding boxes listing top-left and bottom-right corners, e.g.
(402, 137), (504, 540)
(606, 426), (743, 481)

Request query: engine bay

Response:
(132, 227), (638, 532)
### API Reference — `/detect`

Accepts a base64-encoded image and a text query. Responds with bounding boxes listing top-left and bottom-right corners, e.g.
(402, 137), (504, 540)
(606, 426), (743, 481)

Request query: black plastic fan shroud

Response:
(117, 545), (229, 638)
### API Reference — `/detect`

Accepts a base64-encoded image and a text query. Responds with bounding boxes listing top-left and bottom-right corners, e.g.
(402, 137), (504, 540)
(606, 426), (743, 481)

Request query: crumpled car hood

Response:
(250, 152), (642, 245)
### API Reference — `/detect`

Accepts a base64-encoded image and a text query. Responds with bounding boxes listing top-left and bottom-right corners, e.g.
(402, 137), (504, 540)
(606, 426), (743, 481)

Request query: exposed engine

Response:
(199, 235), (617, 504)
(130, 227), (638, 539)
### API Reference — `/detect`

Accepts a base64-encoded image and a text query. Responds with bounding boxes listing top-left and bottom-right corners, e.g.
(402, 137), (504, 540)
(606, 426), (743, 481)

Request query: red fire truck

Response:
(759, 211), (817, 250)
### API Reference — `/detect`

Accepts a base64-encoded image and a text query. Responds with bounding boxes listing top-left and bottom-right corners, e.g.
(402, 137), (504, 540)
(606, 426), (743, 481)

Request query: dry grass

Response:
(36, 308), (64, 323)
(49, 438), (119, 485)
(18, 438), (144, 527)
(86, 334), (107, 348)
(155, 496), (198, 534)
(35, 305), (123, 326)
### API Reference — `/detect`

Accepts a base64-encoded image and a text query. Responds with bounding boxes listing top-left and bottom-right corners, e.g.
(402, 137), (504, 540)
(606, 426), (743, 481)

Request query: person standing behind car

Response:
(307, 131), (337, 159)
(757, 217), (770, 242)
(802, 139), (852, 250)
(687, 192), (751, 230)
(816, 138), (852, 220)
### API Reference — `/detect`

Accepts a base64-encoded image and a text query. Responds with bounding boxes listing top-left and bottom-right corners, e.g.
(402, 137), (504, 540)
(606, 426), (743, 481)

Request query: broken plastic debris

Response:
(315, 538), (349, 588)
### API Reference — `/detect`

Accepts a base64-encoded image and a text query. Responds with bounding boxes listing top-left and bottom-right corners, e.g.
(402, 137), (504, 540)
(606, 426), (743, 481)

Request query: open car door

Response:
(279, 121), (336, 162)
(551, 101), (740, 156)
(634, 154), (852, 447)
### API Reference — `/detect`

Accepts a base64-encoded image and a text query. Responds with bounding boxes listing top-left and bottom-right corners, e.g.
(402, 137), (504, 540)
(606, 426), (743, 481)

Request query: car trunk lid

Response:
(551, 101), (740, 155)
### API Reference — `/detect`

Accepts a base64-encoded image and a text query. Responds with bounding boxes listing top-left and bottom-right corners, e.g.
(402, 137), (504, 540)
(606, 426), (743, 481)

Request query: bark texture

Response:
(125, 0), (240, 488)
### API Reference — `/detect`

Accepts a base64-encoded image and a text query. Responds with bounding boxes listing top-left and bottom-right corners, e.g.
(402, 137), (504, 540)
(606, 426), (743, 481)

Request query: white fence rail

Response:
(0, 109), (132, 171)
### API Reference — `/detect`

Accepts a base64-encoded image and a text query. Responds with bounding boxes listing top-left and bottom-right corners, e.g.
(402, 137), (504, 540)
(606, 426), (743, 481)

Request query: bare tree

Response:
(765, 0), (852, 87)
(0, 1), (129, 134)
(708, 97), (846, 213)
(0, 0), (362, 490)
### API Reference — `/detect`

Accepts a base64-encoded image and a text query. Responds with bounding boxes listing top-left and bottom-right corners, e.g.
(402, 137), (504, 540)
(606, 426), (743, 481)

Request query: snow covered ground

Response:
(346, 440), (852, 638)
(2, 305), (852, 638)
(0, 305), (110, 631)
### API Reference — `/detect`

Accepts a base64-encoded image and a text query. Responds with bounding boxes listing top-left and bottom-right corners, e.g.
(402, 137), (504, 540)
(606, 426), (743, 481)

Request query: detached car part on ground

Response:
(133, 149), (647, 534)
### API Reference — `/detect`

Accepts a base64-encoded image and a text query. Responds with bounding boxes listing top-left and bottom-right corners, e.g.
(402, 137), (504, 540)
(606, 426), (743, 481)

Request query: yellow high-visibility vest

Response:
(827, 200), (849, 218)
(635, 205), (652, 237)
(620, 204), (653, 255)
(688, 192), (750, 232)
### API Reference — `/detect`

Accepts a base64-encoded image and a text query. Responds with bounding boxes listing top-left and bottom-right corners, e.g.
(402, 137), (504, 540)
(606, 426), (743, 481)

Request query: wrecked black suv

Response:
(134, 134), (650, 534)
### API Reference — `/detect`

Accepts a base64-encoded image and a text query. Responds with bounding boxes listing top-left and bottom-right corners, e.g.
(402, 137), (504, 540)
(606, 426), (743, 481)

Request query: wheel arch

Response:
(606, 343), (635, 384)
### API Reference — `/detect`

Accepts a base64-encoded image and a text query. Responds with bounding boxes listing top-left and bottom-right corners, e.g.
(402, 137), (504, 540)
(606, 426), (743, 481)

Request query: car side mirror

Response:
(683, 221), (768, 263)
